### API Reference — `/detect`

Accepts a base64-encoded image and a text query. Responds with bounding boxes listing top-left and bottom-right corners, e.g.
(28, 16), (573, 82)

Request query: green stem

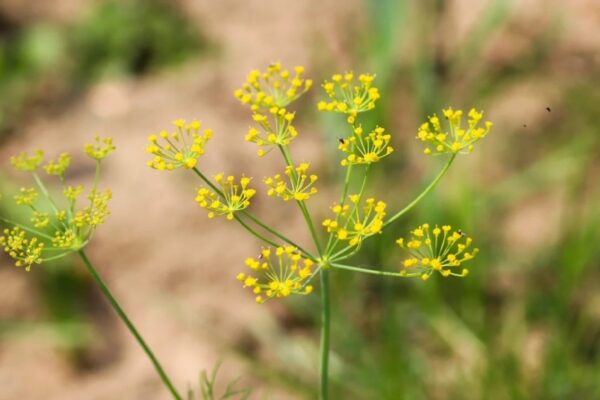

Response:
(191, 167), (310, 255)
(277, 145), (323, 255)
(330, 262), (406, 278)
(0, 217), (54, 240)
(325, 158), (354, 253)
(384, 154), (456, 228)
(77, 250), (182, 400)
(319, 270), (331, 400)
(233, 214), (280, 249)
(32, 173), (60, 214)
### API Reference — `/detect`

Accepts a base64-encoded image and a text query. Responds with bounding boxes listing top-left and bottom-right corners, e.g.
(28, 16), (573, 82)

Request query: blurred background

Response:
(0, 0), (599, 398)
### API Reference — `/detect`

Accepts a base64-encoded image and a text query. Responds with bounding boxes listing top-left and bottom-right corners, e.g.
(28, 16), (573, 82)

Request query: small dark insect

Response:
(258, 254), (264, 260)
(546, 107), (551, 112)
(339, 138), (346, 144)
(457, 229), (466, 237)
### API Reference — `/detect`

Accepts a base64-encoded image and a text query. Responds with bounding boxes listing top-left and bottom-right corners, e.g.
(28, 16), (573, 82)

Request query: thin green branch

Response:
(78, 250), (182, 400)
(330, 262), (406, 278)
(384, 154), (456, 228)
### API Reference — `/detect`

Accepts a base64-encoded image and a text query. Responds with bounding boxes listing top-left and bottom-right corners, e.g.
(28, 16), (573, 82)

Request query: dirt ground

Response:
(0, 0), (599, 399)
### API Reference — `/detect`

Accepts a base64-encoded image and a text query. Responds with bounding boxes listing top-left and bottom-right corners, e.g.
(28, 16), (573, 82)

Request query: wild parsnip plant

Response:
(0, 138), (183, 399)
(146, 63), (493, 399)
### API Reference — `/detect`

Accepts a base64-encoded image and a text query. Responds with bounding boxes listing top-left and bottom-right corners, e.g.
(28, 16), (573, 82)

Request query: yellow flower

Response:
(417, 107), (493, 155)
(1, 143), (113, 270)
(339, 125), (393, 166)
(84, 136), (116, 161)
(264, 163), (318, 201)
(396, 224), (478, 280)
(146, 120), (212, 170)
(10, 150), (44, 172)
(195, 174), (256, 220)
(317, 72), (380, 118)
(14, 187), (38, 206)
(44, 153), (71, 177)
(323, 195), (386, 247)
(245, 106), (298, 157)
(0, 227), (45, 271)
(237, 246), (315, 303)
(235, 63), (312, 111)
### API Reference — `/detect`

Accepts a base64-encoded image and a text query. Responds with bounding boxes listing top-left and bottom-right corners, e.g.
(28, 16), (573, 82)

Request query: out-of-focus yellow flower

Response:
(84, 136), (116, 161)
(10, 150), (44, 172)
(195, 174), (256, 220)
(235, 63), (312, 111)
(317, 72), (380, 122)
(146, 119), (213, 170)
(264, 163), (318, 201)
(323, 195), (386, 247)
(417, 108), (493, 155)
(339, 125), (393, 166)
(43, 153), (71, 177)
(245, 106), (298, 157)
(0, 227), (45, 271)
(237, 246), (314, 303)
(396, 224), (478, 280)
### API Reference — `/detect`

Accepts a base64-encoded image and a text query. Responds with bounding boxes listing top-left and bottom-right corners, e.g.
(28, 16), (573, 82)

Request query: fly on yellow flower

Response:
(339, 125), (393, 166)
(417, 107), (493, 155)
(264, 163), (318, 202)
(237, 246), (315, 303)
(146, 119), (213, 170)
(323, 195), (386, 247)
(195, 174), (256, 220)
(234, 63), (312, 111)
(396, 224), (478, 280)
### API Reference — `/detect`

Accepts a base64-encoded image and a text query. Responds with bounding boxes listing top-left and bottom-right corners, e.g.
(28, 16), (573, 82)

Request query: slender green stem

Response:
(0, 216), (54, 240)
(330, 262), (406, 278)
(77, 250), (182, 400)
(319, 270), (331, 400)
(191, 167), (310, 255)
(384, 154), (456, 228)
(32, 173), (60, 214)
(277, 145), (323, 255)
(233, 214), (281, 249)
(325, 159), (354, 253)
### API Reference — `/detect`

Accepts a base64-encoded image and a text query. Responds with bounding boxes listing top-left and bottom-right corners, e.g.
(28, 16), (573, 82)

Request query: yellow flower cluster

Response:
(245, 106), (298, 156)
(417, 108), (493, 155)
(146, 119), (213, 170)
(317, 72), (380, 122)
(44, 153), (71, 177)
(84, 136), (116, 161)
(323, 195), (386, 246)
(10, 150), (44, 172)
(236, 246), (314, 303)
(0, 227), (45, 271)
(195, 174), (256, 220)
(264, 163), (318, 202)
(396, 224), (478, 280)
(0, 139), (114, 270)
(234, 63), (312, 111)
(338, 125), (393, 166)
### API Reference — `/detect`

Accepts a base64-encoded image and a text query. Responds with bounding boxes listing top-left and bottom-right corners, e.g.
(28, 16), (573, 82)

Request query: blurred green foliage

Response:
(0, 0), (204, 136)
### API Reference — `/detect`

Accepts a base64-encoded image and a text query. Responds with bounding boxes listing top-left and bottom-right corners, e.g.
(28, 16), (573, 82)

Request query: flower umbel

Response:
(417, 107), (493, 155)
(396, 224), (478, 280)
(246, 106), (298, 157)
(237, 246), (314, 303)
(318, 72), (380, 122)
(195, 174), (256, 220)
(323, 195), (386, 247)
(1, 139), (114, 270)
(235, 63), (312, 111)
(146, 119), (213, 170)
(339, 125), (393, 166)
(264, 163), (318, 201)
(10, 150), (44, 172)
(84, 136), (116, 161)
